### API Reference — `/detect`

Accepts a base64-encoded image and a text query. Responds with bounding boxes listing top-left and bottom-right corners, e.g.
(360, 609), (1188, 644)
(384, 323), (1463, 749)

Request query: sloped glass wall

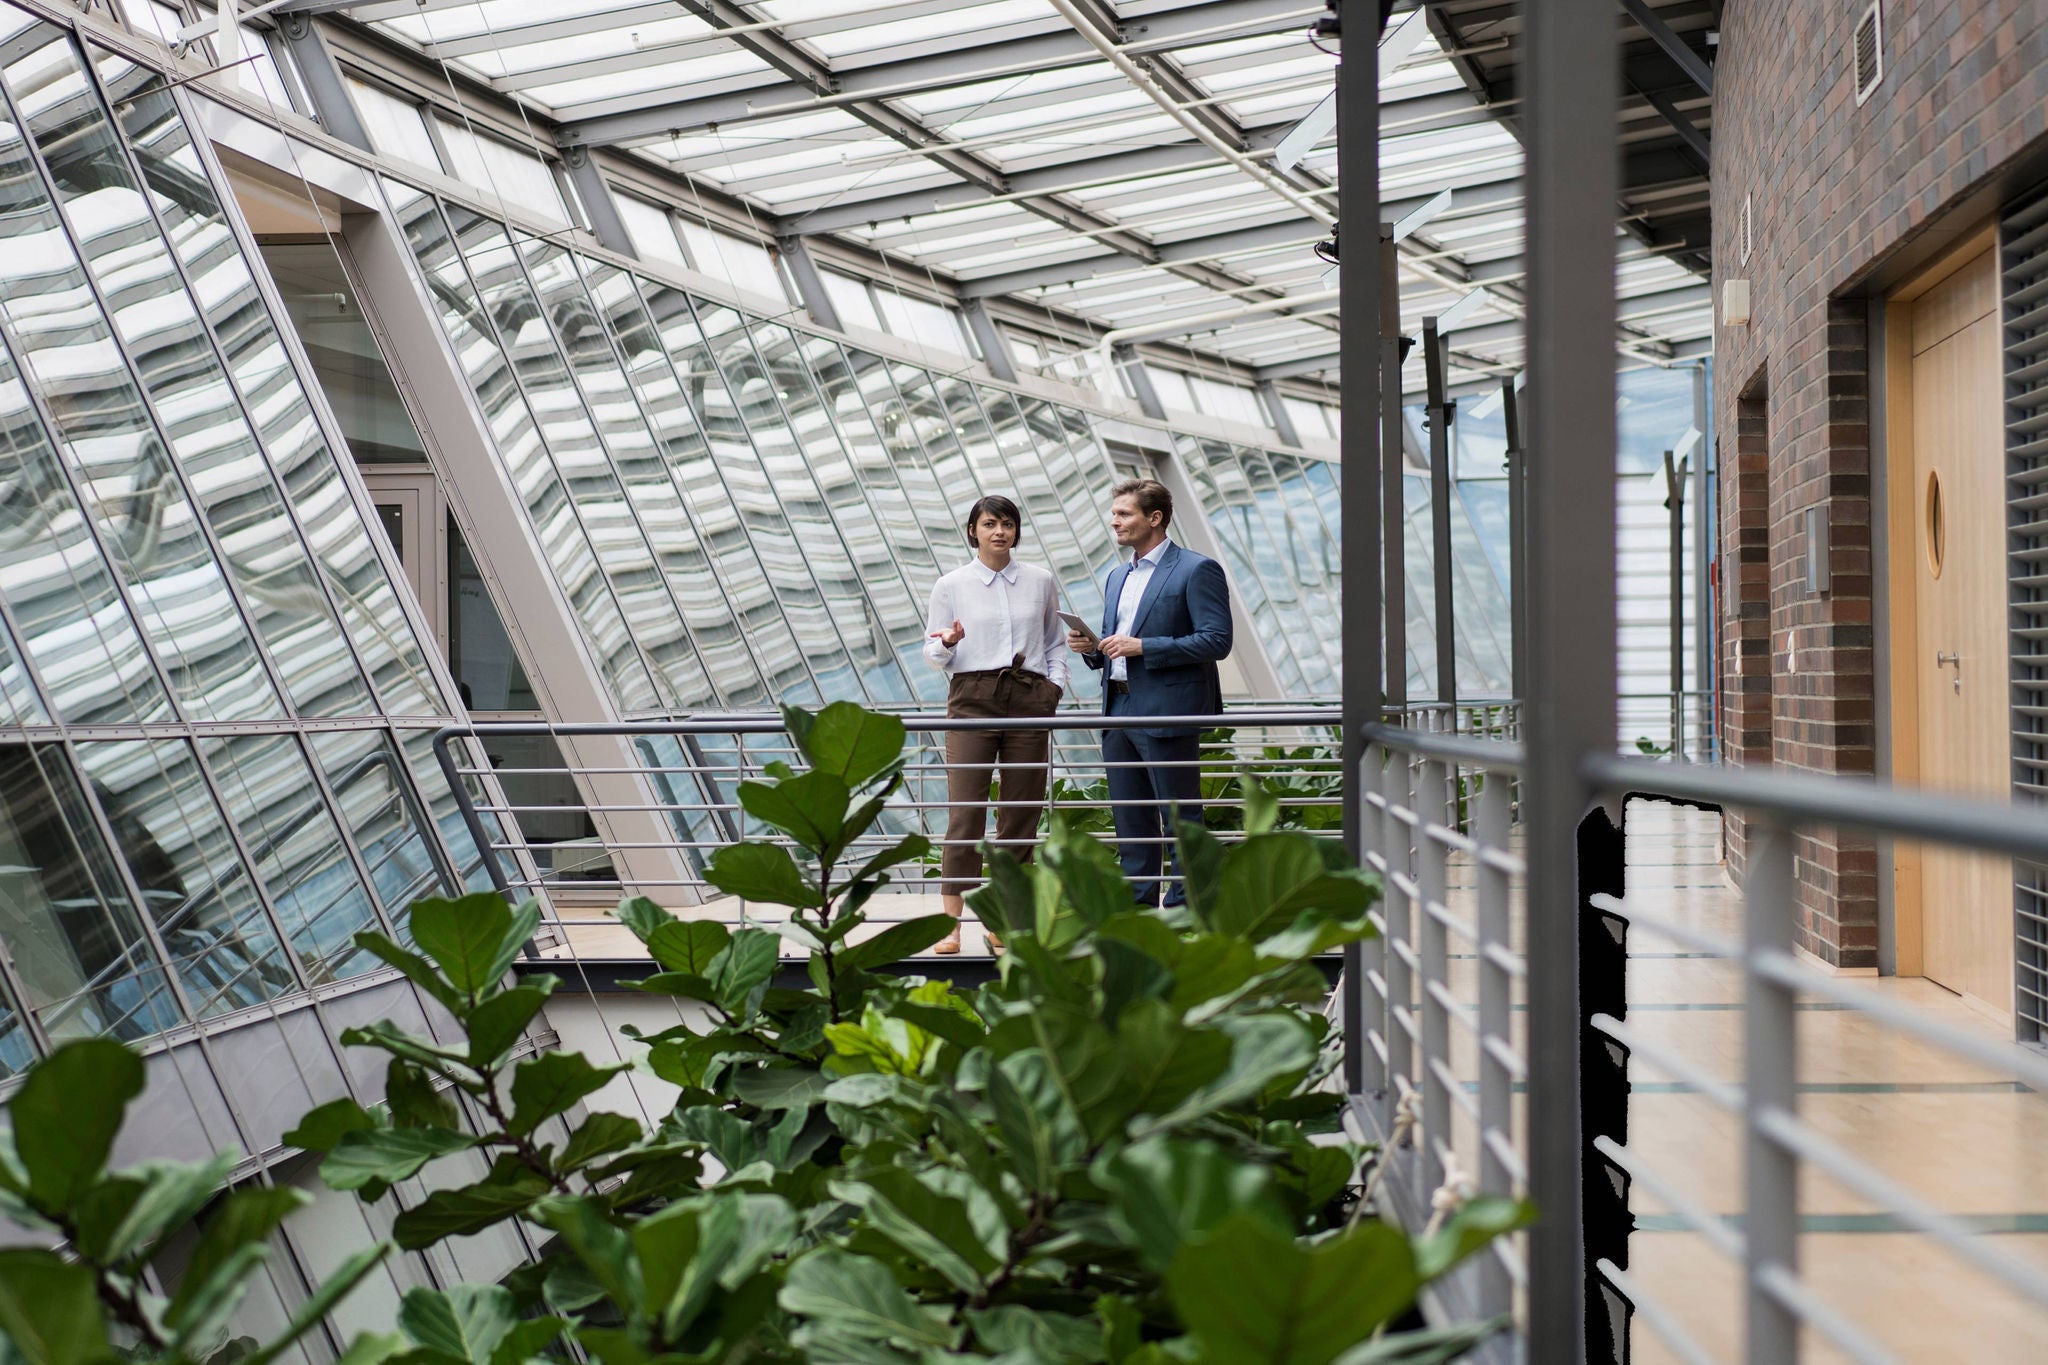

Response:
(0, 13), (492, 1068)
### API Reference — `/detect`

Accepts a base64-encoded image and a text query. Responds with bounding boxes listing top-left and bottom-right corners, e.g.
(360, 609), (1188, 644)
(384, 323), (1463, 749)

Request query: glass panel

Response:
(308, 729), (447, 928)
(614, 194), (686, 271)
(204, 733), (382, 984)
(676, 219), (786, 304)
(583, 259), (767, 706)
(821, 270), (880, 331)
(0, 742), (181, 1043)
(346, 78), (441, 170)
(26, 40), (379, 720)
(1176, 436), (1305, 694)
(92, 52), (444, 717)
(0, 965), (29, 1078)
(747, 318), (918, 703)
(0, 335), (165, 724)
(77, 738), (298, 1019)
(396, 727), (507, 894)
(1236, 446), (1339, 693)
(447, 516), (538, 712)
(260, 241), (428, 464)
(390, 189), (660, 711)
(0, 27), (279, 721)
(515, 237), (716, 709)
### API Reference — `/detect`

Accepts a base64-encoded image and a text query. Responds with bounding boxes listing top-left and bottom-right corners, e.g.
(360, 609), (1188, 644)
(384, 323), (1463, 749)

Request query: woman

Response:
(923, 494), (1067, 953)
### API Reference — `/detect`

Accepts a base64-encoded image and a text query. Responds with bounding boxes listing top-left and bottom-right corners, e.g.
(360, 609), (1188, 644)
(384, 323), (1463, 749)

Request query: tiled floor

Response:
(1615, 801), (2048, 1363)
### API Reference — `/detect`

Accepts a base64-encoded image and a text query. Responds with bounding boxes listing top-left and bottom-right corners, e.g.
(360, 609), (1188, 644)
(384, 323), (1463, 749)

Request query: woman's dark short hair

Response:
(965, 494), (1023, 547)
(1112, 477), (1173, 529)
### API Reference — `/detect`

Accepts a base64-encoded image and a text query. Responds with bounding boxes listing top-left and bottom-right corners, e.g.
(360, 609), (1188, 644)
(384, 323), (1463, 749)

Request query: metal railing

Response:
(1347, 711), (2048, 1362)
(432, 707), (1347, 920)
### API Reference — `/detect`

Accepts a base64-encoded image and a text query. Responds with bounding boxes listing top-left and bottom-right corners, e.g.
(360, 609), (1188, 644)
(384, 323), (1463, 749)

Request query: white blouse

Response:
(922, 557), (1069, 689)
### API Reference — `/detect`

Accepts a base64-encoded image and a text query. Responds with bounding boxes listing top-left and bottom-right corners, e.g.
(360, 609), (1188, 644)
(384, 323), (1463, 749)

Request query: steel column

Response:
(962, 300), (1019, 383)
(1744, 820), (1801, 1359)
(277, 14), (373, 153)
(1503, 378), (1527, 711)
(1381, 228), (1408, 710)
(1425, 317), (1457, 710)
(561, 146), (637, 258)
(775, 234), (845, 333)
(1257, 378), (1302, 446)
(1338, 5), (1385, 1097)
(1117, 344), (1168, 421)
(1524, 0), (1619, 1358)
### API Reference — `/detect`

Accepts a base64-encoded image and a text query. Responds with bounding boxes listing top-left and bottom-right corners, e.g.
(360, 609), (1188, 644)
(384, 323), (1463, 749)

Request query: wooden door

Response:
(1901, 246), (2013, 1017)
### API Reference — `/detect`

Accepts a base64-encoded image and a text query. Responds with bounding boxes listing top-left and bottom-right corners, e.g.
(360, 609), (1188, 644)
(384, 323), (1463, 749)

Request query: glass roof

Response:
(321, 0), (1714, 392)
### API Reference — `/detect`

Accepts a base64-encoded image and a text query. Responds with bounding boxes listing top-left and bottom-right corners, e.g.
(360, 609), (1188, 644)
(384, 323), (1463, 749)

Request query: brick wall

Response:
(1713, 0), (2048, 965)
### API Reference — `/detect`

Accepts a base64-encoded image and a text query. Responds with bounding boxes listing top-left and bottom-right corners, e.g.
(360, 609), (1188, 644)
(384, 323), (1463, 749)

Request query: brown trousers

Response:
(941, 657), (1059, 896)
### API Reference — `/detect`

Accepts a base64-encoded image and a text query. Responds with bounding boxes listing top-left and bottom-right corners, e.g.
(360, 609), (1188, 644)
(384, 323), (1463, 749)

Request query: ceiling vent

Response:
(1740, 193), (1753, 266)
(1854, 1), (1884, 105)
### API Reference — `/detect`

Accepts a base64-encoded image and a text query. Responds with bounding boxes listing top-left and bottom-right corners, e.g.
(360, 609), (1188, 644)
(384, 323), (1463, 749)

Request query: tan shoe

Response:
(984, 929), (1003, 953)
(934, 924), (963, 955)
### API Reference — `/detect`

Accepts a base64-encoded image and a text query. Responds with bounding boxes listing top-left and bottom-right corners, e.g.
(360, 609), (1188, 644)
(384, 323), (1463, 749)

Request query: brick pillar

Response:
(1720, 372), (1773, 879)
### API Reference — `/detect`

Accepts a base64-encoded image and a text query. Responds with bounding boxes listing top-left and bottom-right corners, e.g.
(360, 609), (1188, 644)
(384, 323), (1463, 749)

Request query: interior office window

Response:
(260, 241), (428, 463)
(192, 8), (296, 109)
(345, 78), (440, 169)
(821, 269), (882, 331)
(447, 517), (536, 713)
(434, 116), (568, 225)
(677, 218), (788, 303)
(876, 287), (969, 359)
(1190, 375), (1265, 428)
(614, 193), (688, 270)
(1284, 396), (1334, 440)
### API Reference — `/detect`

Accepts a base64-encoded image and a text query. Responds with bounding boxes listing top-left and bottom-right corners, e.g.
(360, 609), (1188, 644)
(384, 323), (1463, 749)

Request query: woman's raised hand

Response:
(933, 619), (966, 647)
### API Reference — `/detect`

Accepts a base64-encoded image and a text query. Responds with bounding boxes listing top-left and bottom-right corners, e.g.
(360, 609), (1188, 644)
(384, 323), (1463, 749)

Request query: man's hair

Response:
(964, 493), (1023, 547)
(1112, 478), (1173, 530)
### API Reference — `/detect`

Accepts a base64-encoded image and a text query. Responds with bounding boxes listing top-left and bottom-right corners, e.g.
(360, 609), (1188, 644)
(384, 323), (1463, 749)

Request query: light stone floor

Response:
(1613, 802), (2048, 1364)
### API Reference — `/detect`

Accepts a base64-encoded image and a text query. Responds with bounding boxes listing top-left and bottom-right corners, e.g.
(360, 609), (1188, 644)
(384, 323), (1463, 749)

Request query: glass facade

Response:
(0, 10), (498, 1073)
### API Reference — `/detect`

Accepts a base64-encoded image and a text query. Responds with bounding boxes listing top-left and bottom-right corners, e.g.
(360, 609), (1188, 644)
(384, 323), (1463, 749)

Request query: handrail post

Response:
(432, 726), (517, 900)
(1745, 820), (1802, 1360)
(1581, 804), (1632, 1363)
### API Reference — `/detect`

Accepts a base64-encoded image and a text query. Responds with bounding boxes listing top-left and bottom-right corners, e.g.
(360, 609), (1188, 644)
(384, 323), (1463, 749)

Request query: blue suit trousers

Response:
(1102, 690), (1203, 905)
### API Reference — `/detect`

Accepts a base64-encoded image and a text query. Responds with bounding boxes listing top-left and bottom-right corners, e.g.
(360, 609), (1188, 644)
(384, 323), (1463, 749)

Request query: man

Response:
(1068, 478), (1232, 905)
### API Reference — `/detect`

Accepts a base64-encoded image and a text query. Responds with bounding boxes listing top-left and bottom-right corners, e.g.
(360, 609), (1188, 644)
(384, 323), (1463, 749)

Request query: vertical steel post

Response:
(1744, 820), (1801, 1360)
(1525, 1), (1619, 1359)
(1381, 232), (1409, 713)
(1425, 317), (1458, 712)
(1504, 379), (1528, 712)
(1338, 13), (1385, 1097)
(1665, 450), (1687, 759)
(1417, 756), (1451, 1200)
(1475, 771), (1514, 1320)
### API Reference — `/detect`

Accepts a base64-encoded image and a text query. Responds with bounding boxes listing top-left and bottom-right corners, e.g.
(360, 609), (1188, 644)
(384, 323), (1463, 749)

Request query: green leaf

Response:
(1138, 1015), (1316, 1133)
(1212, 835), (1375, 941)
(174, 1185), (306, 1326)
(1167, 937), (1259, 1009)
(333, 1333), (406, 1365)
(646, 920), (732, 974)
(1099, 1138), (1290, 1272)
(737, 770), (850, 852)
(988, 1050), (1086, 1193)
(321, 1127), (475, 1191)
(1242, 776), (1279, 835)
(392, 1161), (554, 1250)
(832, 1169), (1005, 1295)
(777, 1248), (951, 1348)
(1414, 1196), (1536, 1281)
(1253, 909), (1379, 964)
(559, 1112), (643, 1171)
(352, 932), (463, 1015)
(507, 1051), (626, 1136)
(241, 1242), (394, 1365)
(0, 1249), (111, 1365)
(615, 895), (675, 942)
(1098, 1294), (1144, 1365)
(838, 914), (957, 972)
(386, 1060), (461, 1130)
(1167, 1215), (1419, 1365)
(489, 1316), (567, 1365)
(1177, 822), (1229, 926)
(1040, 822), (1132, 926)
(967, 1305), (1104, 1363)
(793, 702), (906, 790)
(465, 984), (556, 1068)
(9, 1038), (144, 1213)
(283, 1098), (374, 1153)
(1106, 999), (1234, 1129)
(731, 1066), (829, 1111)
(531, 1197), (640, 1311)
(706, 928), (779, 1017)
(337, 1021), (477, 1077)
(87, 1151), (239, 1266)
(848, 834), (931, 886)
(625, 971), (717, 1002)
(397, 1284), (518, 1364)
(410, 893), (519, 997)
(703, 842), (824, 908)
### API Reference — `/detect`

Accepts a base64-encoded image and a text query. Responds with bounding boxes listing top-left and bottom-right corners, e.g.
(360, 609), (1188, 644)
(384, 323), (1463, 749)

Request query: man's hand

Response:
(933, 619), (965, 647)
(1066, 628), (1097, 654)
(1098, 634), (1143, 660)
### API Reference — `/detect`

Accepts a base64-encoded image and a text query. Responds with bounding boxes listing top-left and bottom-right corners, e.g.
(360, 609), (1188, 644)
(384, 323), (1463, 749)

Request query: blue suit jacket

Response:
(1083, 541), (1233, 736)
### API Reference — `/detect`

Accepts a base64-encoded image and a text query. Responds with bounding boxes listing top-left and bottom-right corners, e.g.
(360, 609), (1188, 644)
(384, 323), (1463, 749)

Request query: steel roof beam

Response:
(554, 0), (1319, 143)
(1618, 0), (1715, 95)
(957, 217), (1325, 298)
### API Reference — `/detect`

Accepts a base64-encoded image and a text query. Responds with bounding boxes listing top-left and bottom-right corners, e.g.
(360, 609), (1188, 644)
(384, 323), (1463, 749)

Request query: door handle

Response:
(1936, 650), (1962, 693)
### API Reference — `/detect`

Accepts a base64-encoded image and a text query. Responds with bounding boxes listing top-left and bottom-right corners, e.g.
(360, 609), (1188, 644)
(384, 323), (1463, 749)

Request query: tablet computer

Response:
(1057, 611), (1099, 646)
